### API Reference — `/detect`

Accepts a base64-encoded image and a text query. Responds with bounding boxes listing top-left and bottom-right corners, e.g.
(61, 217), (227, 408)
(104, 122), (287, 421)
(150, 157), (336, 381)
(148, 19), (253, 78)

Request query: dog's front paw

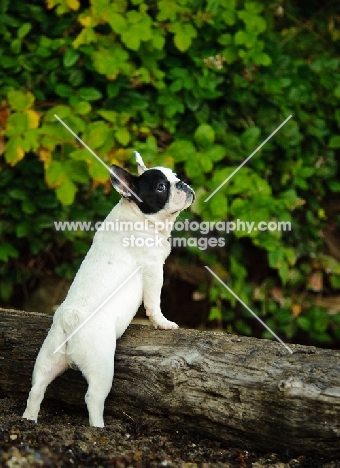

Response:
(155, 319), (179, 330)
(148, 310), (179, 330)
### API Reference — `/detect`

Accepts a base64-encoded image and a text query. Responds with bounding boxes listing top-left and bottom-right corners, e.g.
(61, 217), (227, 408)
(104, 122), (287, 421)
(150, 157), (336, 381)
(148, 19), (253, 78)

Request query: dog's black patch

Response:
(110, 165), (137, 197)
(110, 166), (171, 214)
(134, 169), (171, 214)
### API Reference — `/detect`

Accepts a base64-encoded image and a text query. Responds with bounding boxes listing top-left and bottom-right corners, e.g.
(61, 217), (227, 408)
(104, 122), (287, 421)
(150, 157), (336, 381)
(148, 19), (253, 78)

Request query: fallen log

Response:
(1, 307), (340, 456)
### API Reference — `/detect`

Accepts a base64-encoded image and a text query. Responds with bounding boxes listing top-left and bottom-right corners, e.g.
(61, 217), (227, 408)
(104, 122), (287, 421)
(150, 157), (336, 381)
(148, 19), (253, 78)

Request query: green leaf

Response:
(194, 124), (215, 149)
(65, 114), (86, 133)
(112, 0), (127, 13)
(7, 90), (35, 111)
(244, 1), (263, 14)
(63, 48), (79, 67)
(199, 153), (213, 173)
(329, 180), (340, 192)
(107, 82), (122, 99)
(55, 83), (73, 98)
(298, 167), (314, 178)
(115, 127), (130, 146)
(222, 46), (238, 64)
(15, 221), (31, 237)
(330, 274), (340, 289)
(9, 188), (26, 200)
(45, 161), (66, 187)
(241, 126), (261, 149)
(209, 193), (228, 218)
(65, 160), (89, 183)
(314, 316), (328, 333)
(97, 110), (117, 123)
(18, 22), (32, 39)
(334, 85), (340, 99)
(278, 263), (289, 284)
(93, 47), (129, 77)
(78, 87), (102, 101)
(45, 105), (71, 121)
(4, 137), (25, 165)
(206, 0), (219, 15)
(234, 30), (256, 48)
(69, 149), (92, 162)
(108, 12), (127, 34)
(157, 0), (182, 21)
(73, 101), (91, 115)
(0, 279), (14, 302)
(22, 198), (35, 214)
(173, 23), (197, 52)
(1, 56), (18, 69)
(319, 255), (340, 275)
(218, 33), (232, 46)
(5, 113), (28, 137)
(205, 145), (226, 162)
(11, 38), (22, 54)
(83, 121), (112, 149)
(91, 0), (111, 16)
(56, 178), (77, 205)
(221, 9), (236, 26)
(42, 122), (75, 141)
(208, 306), (222, 321)
(0, 242), (19, 261)
(329, 135), (340, 148)
(253, 51), (272, 66)
(88, 161), (109, 182)
(296, 316), (311, 332)
(238, 5), (266, 34)
(73, 27), (97, 48)
(118, 11), (152, 51)
(152, 30), (165, 50)
(166, 140), (196, 162)
(185, 159), (201, 179)
(68, 69), (84, 87)
(268, 249), (283, 269)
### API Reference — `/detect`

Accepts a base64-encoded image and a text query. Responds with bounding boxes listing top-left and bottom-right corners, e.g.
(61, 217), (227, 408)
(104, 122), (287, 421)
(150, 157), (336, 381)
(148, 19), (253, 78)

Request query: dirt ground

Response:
(0, 398), (339, 468)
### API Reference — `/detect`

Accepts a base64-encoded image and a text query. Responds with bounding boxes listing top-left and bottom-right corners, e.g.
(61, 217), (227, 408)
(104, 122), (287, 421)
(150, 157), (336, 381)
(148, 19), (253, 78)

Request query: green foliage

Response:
(1, 0), (340, 345)
(0, 154), (120, 302)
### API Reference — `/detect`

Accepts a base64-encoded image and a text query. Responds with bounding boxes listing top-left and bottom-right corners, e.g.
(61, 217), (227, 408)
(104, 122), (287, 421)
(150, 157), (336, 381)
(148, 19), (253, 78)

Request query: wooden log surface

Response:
(1, 307), (340, 456)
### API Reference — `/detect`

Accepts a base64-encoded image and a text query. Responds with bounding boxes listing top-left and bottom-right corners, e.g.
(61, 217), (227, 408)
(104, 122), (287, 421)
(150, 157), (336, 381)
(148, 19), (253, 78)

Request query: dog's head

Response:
(110, 152), (195, 218)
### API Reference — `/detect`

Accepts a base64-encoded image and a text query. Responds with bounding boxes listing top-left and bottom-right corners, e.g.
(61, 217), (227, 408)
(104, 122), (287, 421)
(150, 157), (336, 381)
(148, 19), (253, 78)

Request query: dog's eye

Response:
(156, 182), (166, 192)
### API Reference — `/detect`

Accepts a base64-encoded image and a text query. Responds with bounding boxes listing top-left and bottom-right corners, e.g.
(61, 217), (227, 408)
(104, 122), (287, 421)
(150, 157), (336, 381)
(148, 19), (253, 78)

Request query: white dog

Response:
(23, 152), (195, 427)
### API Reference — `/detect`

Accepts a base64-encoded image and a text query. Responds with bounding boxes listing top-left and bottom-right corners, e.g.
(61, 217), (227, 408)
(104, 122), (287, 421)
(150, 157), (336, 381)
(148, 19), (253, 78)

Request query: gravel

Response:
(0, 398), (339, 468)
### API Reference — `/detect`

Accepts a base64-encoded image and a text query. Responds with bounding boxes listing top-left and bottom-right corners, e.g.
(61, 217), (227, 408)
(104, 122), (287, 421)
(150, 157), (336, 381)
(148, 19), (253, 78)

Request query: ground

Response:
(0, 398), (339, 468)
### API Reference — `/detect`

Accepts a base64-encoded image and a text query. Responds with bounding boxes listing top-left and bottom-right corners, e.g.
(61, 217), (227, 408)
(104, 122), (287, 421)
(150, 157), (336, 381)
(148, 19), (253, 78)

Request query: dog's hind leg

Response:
(23, 327), (68, 422)
(79, 340), (116, 428)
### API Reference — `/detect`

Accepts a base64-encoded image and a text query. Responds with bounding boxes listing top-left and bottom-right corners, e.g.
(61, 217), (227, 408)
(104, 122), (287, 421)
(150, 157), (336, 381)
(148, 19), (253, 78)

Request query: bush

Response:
(1, 0), (340, 345)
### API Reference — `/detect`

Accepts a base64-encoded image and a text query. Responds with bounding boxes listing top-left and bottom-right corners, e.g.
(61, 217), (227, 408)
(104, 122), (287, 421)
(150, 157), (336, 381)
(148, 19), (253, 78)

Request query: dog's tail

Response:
(50, 307), (81, 355)
(30, 316), (69, 377)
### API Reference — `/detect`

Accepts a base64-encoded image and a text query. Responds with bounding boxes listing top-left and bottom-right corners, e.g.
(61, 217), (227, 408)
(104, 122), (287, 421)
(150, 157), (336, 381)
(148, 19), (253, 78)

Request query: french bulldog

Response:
(22, 152), (195, 428)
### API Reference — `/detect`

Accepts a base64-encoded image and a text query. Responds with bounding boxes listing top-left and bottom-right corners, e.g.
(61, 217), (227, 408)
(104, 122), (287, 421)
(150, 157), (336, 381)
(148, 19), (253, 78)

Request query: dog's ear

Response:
(110, 165), (138, 198)
(134, 151), (147, 175)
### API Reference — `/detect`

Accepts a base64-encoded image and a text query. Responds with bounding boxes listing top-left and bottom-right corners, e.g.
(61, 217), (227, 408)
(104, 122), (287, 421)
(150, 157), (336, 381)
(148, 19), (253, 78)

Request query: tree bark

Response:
(1, 307), (340, 456)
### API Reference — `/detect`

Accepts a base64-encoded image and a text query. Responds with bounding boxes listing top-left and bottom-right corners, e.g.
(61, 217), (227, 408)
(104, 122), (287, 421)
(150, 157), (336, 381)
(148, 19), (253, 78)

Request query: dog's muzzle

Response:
(175, 180), (195, 201)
